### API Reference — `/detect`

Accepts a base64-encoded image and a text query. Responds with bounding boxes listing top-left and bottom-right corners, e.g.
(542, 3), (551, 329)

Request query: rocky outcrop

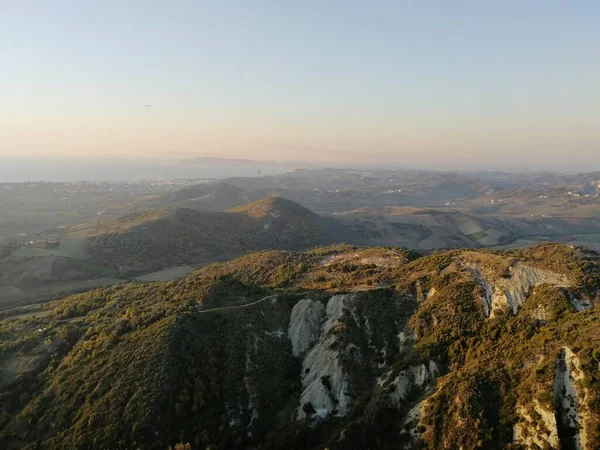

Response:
(377, 361), (438, 407)
(243, 349), (260, 432)
(288, 298), (326, 357)
(293, 291), (423, 423)
(374, 361), (438, 449)
(465, 261), (570, 317)
(554, 347), (590, 450)
(469, 267), (496, 316)
(296, 294), (356, 420)
(514, 347), (592, 450)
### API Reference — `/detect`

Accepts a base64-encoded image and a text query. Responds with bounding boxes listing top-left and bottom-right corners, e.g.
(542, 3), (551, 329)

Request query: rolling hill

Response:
(6, 192), (600, 312)
(78, 197), (327, 275)
(335, 206), (550, 248)
(76, 198), (546, 277)
(1, 243), (600, 449)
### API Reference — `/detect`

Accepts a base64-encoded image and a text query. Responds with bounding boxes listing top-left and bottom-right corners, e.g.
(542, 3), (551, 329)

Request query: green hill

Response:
(1, 243), (600, 449)
(79, 197), (325, 275)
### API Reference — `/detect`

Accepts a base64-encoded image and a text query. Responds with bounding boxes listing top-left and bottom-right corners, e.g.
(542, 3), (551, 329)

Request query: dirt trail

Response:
(2, 294), (278, 317)
(198, 295), (278, 314)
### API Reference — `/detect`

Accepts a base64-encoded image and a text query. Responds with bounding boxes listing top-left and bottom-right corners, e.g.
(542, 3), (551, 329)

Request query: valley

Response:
(3, 169), (600, 311)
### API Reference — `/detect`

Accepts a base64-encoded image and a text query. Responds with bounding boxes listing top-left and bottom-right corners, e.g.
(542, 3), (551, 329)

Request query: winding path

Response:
(198, 294), (278, 314)
(1, 295), (279, 317)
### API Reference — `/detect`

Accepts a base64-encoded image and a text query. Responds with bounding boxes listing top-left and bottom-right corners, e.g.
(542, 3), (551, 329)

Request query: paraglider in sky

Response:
(144, 104), (151, 112)
(107, 129), (114, 136)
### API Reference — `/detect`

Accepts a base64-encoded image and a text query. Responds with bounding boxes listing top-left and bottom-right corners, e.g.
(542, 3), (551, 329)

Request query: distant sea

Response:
(0, 159), (291, 183)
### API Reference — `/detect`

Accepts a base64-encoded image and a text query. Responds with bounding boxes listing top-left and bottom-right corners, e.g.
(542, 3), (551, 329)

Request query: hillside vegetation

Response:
(78, 197), (325, 275)
(71, 196), (576, 277)
(5, 195), (559, 311)
(1, 243), (600, 449)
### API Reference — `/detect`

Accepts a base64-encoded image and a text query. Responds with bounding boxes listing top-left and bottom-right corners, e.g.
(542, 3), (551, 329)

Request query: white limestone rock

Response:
(288, 298), (326, 357)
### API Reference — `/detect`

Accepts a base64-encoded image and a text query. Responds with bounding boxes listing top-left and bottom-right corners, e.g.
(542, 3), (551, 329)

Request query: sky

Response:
(1, 1), (600, 171)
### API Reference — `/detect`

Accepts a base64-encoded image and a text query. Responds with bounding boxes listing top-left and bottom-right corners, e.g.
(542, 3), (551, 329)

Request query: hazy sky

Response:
(2, 1), (600, 170)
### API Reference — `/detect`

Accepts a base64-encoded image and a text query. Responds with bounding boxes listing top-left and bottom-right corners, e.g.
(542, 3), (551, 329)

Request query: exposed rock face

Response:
(554, 347), (590, 450)
(465, 261), (570, 317)
(374, 361), (438, 449)
(377, 361), (438, 407)
(468, 267), (496, 316)
(296, 294), (356, 420)
(288, 298), (326, 357)
(514, 347), (592, 450)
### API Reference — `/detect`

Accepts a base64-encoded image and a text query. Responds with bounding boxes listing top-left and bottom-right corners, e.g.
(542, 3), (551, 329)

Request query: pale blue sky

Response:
(1, 1), (599, 169)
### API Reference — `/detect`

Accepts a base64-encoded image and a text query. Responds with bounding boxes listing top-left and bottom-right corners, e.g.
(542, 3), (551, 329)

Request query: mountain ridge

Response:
(1, 243), (600, 449)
